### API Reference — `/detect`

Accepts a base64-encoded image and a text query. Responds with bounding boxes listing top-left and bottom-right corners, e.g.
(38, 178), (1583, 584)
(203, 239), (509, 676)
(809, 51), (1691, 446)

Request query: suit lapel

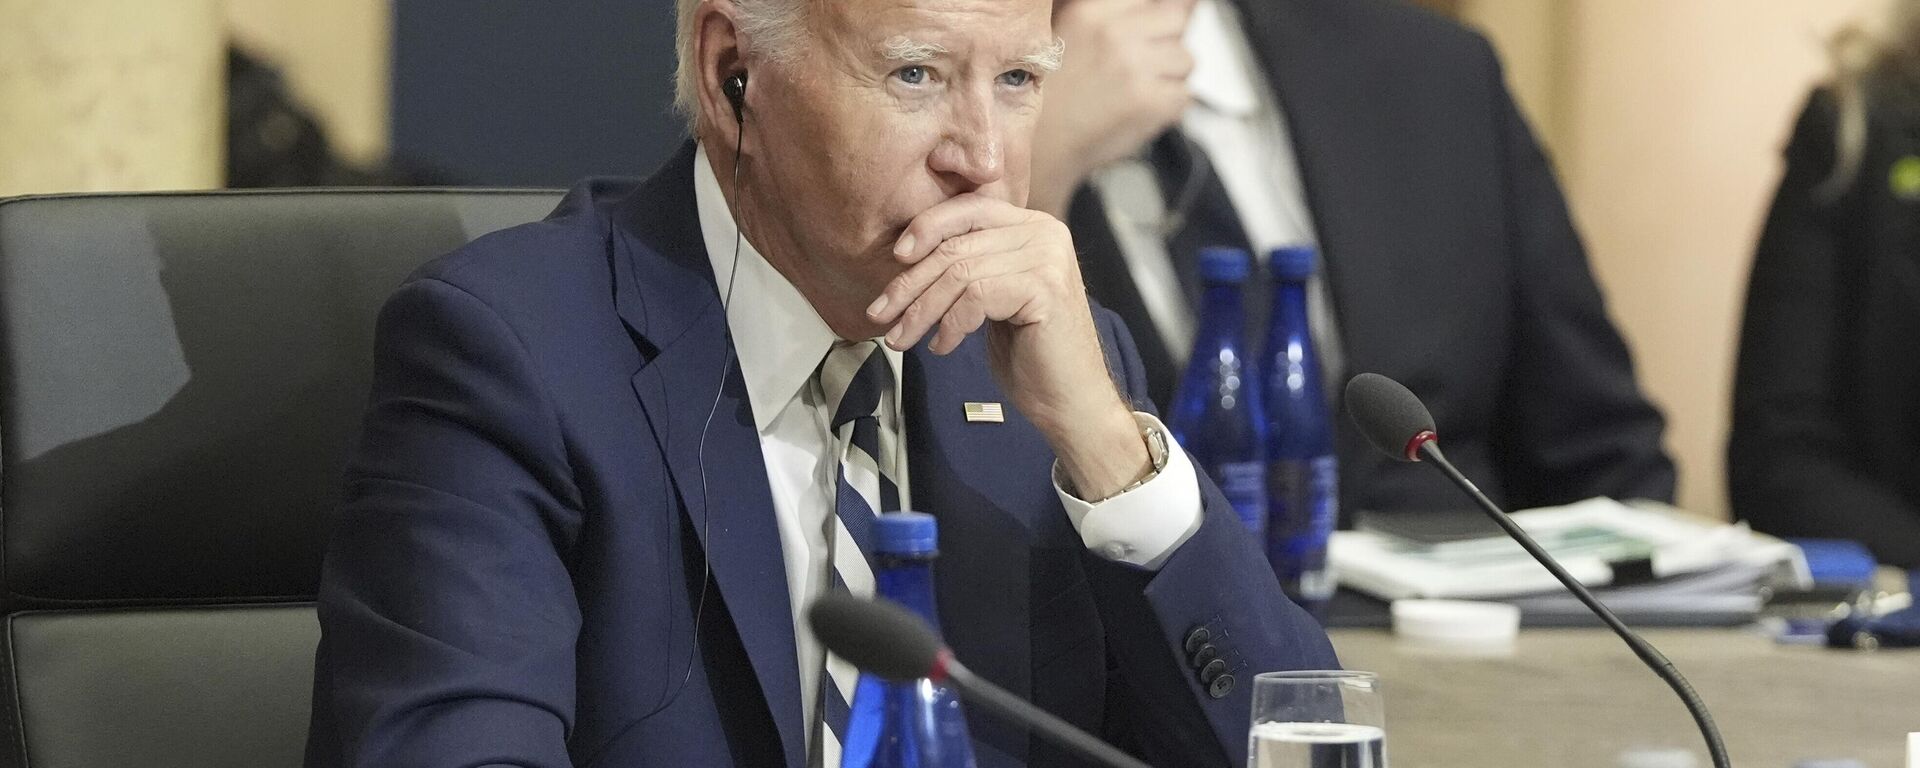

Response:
(613, 144), (805, 768)
(903, 339), (1058, 764)
(1071, 131), (1253, 408)
(1068, 186), (1183, 407)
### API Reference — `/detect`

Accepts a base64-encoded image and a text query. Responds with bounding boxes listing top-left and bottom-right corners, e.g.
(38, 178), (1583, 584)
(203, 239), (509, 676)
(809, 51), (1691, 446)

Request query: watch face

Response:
(1144, 422), (1171, 470)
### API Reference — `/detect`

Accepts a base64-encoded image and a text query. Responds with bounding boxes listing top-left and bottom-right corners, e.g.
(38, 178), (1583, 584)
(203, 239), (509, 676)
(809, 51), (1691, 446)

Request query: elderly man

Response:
(303, 0), (1335, 766)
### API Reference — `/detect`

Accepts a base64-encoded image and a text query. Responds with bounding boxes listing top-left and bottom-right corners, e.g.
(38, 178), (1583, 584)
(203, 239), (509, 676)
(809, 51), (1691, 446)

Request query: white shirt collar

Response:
(692, 144), (903, 432)
(1184, 0), (1264, 116)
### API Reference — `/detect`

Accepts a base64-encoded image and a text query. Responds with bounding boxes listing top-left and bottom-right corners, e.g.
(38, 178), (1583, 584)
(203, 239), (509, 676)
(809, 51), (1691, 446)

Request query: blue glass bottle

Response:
(842, 512), (977, 768)
(1168, 247), (1269, 535)
(1261, 246), (1339, 616)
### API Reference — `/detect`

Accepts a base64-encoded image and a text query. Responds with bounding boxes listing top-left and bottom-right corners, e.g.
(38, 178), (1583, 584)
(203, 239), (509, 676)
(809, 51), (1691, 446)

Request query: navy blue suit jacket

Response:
(306, 144), (1337, 768)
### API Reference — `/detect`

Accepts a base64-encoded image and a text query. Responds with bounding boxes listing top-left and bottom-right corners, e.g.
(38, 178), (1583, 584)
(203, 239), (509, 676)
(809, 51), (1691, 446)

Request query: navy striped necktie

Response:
(812, 340), (898, 765)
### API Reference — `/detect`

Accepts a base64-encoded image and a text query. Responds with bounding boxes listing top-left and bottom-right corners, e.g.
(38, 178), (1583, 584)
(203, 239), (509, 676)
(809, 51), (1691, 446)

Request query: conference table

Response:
(1327, 627), (1917, 768)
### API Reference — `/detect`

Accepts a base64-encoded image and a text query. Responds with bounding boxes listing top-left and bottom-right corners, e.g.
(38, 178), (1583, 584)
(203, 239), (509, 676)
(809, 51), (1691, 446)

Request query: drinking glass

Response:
(1247, 670), (1386, 768)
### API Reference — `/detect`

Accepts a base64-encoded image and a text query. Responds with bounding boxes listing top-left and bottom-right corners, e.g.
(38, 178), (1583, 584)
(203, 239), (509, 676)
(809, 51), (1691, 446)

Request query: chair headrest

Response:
(0, 189), (563, 610)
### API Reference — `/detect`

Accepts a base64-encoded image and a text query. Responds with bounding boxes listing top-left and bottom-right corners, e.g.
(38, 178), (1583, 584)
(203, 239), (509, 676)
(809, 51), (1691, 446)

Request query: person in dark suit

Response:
(1730, 1), (1920, 569)
(304, 1), (1336, 766)
(1029, 0), (1676, 516)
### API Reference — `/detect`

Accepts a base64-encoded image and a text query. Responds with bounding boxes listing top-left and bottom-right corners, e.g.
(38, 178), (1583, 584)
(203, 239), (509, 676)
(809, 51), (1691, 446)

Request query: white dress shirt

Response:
(1181, 0), (1347, 384)
(1095, 0), (1344, 381)
(1181, 0), (1319, 255)
(690, 146), (1203, 757)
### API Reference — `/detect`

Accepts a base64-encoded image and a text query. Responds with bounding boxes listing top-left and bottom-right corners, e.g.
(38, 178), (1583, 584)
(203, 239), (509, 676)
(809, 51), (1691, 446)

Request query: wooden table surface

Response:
(1327, 628), (1918, 768)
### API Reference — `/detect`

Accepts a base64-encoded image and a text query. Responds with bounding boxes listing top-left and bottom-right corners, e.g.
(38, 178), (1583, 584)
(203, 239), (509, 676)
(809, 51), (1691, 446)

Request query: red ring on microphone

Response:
(1404, 430), (1437, 462)
(929, 648), (955, 683)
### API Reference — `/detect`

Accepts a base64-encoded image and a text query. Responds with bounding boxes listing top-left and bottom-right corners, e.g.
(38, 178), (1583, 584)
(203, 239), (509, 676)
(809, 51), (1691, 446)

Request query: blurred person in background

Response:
(1730, 0), (1920, 569)
(1031, 0), (1675, 517)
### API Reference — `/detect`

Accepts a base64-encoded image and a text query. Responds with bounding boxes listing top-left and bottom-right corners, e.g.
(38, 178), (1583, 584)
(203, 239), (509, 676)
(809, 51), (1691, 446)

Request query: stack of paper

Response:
(1330, 498), (1810, 623)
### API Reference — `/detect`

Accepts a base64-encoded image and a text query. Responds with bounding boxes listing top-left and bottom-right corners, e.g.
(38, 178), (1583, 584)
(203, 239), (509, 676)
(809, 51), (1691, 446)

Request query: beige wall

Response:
(0, 0), (226, 197)
(1454, 0), (1888, 518)
(1453, 0), (1574, 152)
(223, 0), (391, 166)
(0, 0), (390, 197)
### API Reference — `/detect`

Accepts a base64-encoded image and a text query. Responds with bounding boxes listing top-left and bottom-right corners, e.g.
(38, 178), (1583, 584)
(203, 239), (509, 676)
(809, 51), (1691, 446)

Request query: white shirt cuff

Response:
(1053, 412), (1205, 570)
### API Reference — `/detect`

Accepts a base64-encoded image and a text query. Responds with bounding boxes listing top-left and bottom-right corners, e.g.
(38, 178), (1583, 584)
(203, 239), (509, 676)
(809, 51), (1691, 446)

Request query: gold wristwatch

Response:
(1073, 413), (1171, 504)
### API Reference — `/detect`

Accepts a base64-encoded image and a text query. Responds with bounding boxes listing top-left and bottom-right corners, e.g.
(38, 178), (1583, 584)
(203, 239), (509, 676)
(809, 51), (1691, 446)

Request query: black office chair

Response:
(0, 188), (563, 768)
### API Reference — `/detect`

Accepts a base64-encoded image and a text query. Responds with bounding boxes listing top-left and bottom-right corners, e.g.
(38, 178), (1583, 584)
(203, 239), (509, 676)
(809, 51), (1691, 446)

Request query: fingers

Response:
(874, 227), (1052, 351)
(927, 279), (995, 355)
(871, 207), (1077, 355)
(891, 193), (1035, 264)
(927, 276), (1048, 355)
(873, 224), (1034, 317)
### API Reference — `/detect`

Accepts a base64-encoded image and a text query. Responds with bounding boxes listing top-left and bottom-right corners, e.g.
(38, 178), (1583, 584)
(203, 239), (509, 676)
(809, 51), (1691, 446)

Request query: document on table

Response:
(1329, 497), (1810, 606)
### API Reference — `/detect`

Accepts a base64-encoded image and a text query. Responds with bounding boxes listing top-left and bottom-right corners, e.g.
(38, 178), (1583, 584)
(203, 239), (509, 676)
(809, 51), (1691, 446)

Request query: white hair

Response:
(883, 36), (948, 63)
(673, 0), (809, 125)
(881, 35), (1064, 71)
(672, 1), (1066, 128)
(1021, 37), (1067, 73)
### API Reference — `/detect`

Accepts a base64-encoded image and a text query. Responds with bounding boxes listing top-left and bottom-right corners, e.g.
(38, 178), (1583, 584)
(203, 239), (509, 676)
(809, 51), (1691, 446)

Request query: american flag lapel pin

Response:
(963, 402), (1005, 424)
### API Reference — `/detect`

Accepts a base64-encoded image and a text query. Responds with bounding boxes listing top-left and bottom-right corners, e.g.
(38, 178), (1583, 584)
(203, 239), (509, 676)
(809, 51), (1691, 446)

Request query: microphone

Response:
(808, 593), (1155, 768)
(1343, 373), (1732, 768)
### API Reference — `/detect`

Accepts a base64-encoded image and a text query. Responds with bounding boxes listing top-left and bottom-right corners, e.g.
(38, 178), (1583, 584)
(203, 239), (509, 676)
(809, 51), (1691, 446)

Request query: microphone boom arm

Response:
(1417, 441), (1733, 768)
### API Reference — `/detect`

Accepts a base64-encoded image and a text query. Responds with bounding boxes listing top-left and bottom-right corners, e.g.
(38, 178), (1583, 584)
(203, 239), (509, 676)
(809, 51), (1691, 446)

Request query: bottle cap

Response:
(875, 511), (937, 556)
(1198, 247), (1252, 284)
(1269, 245), (1319, 281)
(1617, 749), (1699, 768)
(1792, 760), (1868, 768)
(1390, 599), (1519, 651)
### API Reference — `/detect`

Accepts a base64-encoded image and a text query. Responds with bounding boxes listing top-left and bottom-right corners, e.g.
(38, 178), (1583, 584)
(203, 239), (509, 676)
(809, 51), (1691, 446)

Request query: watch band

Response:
(1081, 414), (1172, 504)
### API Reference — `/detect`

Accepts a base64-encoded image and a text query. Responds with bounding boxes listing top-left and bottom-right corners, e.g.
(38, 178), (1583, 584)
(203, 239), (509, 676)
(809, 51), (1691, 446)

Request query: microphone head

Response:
(808, 592), (945, 682)
(1344, 373), (1439, 462)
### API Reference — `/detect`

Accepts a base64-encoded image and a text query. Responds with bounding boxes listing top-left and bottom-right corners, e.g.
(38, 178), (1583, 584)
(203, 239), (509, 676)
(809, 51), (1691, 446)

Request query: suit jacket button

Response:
(1183, 627), (1210, 655)
(1208, 673), (1235, 699)
(1199, 658), (1227, 683)
(1189, 644), (1218, 669)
